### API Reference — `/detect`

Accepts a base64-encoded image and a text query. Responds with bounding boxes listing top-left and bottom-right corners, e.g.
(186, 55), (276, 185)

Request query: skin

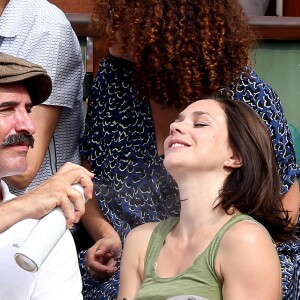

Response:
(0, 0), (8, 16)
(0, 83), (94, 233)
(118, 99), (282, 300)
(0, 83), (36, 177)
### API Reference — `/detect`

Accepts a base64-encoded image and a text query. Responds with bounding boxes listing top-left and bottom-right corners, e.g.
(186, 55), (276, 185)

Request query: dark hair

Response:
(216, 98), (294, 242)
(92, 0), (257, 108)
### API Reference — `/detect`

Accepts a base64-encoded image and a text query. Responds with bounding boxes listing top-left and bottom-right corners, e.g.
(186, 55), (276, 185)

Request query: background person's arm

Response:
(80, 159), (122, 278)
(281, 180), (300, 225)
(81, 159), (119, 242)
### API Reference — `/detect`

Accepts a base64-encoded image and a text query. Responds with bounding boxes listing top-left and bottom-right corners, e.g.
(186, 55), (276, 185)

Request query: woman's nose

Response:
(170, 121), (185, 135)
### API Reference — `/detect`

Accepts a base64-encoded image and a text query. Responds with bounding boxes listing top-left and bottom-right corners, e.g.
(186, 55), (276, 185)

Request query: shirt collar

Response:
(0, 180), (16, 202)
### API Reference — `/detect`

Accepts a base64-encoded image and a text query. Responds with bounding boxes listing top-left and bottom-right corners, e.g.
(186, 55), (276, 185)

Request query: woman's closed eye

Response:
(194, 123), (209, 128)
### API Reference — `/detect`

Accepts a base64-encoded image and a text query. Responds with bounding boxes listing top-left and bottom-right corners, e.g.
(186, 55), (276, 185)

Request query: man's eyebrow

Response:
(0, 101), (20, 108)
(0, 101), (33, 109)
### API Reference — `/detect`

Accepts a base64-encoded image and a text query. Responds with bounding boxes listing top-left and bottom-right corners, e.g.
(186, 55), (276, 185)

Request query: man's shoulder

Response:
(14, 0), (71, 28)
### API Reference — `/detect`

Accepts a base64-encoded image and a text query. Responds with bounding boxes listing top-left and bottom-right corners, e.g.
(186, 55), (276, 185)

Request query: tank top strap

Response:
(207, 213), (262, 272)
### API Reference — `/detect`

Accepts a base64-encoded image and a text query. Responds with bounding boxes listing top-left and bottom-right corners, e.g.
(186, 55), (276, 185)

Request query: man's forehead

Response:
(0, 81), (26, 91)
(0, 83), (32, 106)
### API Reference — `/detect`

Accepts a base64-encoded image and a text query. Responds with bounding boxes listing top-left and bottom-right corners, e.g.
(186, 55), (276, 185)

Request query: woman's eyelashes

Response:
(194, 123), (208, 128)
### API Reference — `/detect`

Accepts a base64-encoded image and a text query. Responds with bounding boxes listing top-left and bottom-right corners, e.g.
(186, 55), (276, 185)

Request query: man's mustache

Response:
(1, 134), (35, 148)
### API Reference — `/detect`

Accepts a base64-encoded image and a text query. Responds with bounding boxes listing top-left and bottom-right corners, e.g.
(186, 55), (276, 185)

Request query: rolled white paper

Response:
(14, 184), (86, 272)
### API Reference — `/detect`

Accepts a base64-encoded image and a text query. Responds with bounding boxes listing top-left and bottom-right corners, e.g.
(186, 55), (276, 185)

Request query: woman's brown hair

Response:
(216, 98), (294, 243)
(91, 0), (257, 108)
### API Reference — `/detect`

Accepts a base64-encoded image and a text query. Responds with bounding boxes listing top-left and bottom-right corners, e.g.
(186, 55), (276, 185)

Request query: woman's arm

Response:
(118, 223), (157, 300)
(82, 193), (123, 278)
(217, 221), (281, 300)
(118, 230), (143, 300)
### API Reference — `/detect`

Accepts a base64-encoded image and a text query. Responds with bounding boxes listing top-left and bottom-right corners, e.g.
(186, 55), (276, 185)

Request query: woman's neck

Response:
(176, 172), (229, 226)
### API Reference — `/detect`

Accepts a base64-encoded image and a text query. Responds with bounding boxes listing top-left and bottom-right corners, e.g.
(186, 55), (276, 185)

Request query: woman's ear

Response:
(224, 152), (243, 169)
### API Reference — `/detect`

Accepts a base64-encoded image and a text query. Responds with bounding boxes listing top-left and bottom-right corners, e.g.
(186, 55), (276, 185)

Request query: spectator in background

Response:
(0, 0), (85, 196)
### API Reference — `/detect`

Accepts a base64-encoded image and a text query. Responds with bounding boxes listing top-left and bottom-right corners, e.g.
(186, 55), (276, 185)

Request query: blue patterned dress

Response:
(79, 55), (300, 300)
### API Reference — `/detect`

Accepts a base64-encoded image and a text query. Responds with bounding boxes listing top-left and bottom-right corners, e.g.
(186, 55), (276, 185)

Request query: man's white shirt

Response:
(0, 181), (83, 300)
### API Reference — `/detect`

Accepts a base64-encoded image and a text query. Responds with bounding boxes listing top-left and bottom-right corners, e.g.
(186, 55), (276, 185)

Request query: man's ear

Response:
(224, 152), (243, 169)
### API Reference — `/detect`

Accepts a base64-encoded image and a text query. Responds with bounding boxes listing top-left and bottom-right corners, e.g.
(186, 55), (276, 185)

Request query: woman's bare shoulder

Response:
(126, 222), (160, 242)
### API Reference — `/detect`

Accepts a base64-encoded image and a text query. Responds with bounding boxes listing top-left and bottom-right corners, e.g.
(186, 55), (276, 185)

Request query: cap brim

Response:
(0, 70), (52, 106)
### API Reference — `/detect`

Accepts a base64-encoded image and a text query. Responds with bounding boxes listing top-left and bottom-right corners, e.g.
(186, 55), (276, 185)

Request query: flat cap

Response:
(0, 52), (52, 105)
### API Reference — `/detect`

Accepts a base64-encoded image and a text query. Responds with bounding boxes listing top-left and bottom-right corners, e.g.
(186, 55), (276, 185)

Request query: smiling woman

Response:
(118, 98), (294, 300)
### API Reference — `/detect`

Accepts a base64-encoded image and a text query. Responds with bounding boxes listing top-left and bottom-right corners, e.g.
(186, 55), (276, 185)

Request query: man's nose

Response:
(14, 110), (36, 135)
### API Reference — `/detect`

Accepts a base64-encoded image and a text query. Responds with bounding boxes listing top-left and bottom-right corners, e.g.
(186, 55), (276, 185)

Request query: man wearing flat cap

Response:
(0, 0), (84, 199)
(0, 52), (93, 299)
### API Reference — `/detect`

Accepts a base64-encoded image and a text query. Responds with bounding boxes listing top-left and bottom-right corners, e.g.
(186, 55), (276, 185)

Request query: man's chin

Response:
(2, 160), (28, 177)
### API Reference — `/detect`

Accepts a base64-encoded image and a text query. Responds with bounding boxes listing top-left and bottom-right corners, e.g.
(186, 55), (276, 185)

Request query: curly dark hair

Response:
(215, 98), (295, 243)
(92, 0), (257, 108)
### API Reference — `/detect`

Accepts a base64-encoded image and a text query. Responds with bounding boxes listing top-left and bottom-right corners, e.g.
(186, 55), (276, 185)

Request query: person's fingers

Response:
(56, 185), (85, 225)
(18, 166), (93, 225)
(76, 176), (94, 201)
(86, 258), (118, 279)
(58, 194), (76, 228)
(55, 168), (94, 200)
(57, 168), (94, 184)
(56, 162), (94, 178)
(66, 185), (86, 222)
(55, 162), (81, 175)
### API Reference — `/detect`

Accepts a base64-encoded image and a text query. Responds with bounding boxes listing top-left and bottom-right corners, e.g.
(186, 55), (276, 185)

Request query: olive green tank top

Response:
(135, 214), (261, 300)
